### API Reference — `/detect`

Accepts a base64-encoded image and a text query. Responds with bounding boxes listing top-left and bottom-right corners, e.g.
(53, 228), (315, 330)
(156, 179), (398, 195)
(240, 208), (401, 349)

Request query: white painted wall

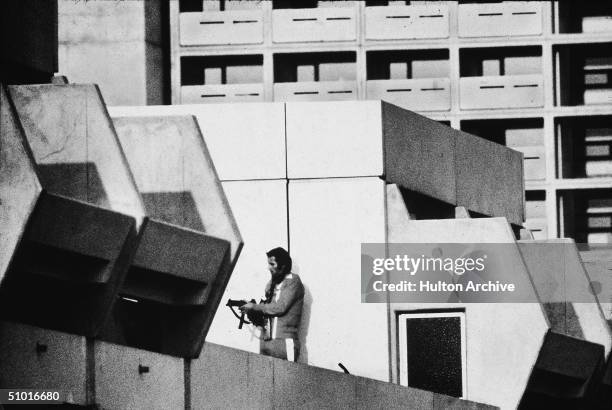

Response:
(206, 180), (288, 354)
(289, 177), (389, 381)
(285, 101), (384, 179)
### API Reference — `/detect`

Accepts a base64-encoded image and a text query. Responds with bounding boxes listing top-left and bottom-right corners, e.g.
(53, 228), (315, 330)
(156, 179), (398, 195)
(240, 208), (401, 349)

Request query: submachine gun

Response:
(226, 299), (268, 329)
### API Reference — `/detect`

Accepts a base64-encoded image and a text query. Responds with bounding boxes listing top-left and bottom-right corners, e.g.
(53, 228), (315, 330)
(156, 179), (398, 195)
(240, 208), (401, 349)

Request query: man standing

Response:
(241, 247), (304, 362)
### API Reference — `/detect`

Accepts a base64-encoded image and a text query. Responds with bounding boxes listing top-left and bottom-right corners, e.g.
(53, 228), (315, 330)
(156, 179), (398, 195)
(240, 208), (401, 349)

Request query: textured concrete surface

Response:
(383, 101), (524, 225)
(97, 115), (244, 358)
(112, 115), (242, 260)
(191, 343), (496, 410)
(8, 84), (145, 225)
(2, 84), (141, 337)
(383, 102), (456, 205)
(0, 322), (88, 405)
(455, 131), (524, 225)
(0, 86), (41, 284)
(94, 341), (184, 410)
(57, 0), (164, 105)
(190, 342), (273, 409)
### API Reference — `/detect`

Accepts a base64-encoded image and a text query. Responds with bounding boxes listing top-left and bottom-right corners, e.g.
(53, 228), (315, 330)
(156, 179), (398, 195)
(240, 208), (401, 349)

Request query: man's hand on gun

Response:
(226, 299), (267, 329)
(239, 302), (256, 312)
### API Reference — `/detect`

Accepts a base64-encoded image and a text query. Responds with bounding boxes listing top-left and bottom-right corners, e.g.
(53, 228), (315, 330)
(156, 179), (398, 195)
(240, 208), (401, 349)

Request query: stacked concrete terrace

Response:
(0, 83), (243, 407)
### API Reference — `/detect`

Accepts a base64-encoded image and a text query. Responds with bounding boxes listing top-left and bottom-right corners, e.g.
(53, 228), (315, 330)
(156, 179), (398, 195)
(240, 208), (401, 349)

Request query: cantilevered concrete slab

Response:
(0, 84), (145, 337)
(285, 101), (524, 225)
(107, 115), (243, 358)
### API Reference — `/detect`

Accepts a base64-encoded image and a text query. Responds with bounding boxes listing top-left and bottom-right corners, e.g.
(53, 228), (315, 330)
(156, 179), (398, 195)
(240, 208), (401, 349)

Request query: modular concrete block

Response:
(94, 341), (184, 410)
(0, 322), (88, 405)
(273, 359), (357, 409)
(8, 84), (145, 222)
(57, 0), (164, 105)
(353, 375), (434, 409)
(382, 102), (456, 205)
(190, 343), (273, 409)
(384, 101), (524, 224)
(0, 86), (41, 284)
(106, 115), (243, 358)
(1, 84), (144, 337)
(286, 101), (384, 179)
(455, 131), (525, 225)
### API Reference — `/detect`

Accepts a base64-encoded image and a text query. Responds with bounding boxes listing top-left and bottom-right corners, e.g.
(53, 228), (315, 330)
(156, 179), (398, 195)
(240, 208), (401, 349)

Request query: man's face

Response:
(268, 256), (285, 280)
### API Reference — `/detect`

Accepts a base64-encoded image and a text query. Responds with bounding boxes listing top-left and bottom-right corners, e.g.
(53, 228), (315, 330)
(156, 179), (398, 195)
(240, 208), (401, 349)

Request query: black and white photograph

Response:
(1, 1), (611, 409)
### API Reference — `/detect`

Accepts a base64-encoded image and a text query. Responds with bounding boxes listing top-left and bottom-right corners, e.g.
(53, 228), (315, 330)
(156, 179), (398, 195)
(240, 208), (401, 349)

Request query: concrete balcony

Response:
(272, 6), (357, 43)
(366, 78), (451, 112)
(274, 80), (357, 102)
(179, 9), (264, 46)
(460, 74), (544, 110)
(458, 1), (542, 38)
(365, 4), (449, 40)
(181, 83), (265, 103)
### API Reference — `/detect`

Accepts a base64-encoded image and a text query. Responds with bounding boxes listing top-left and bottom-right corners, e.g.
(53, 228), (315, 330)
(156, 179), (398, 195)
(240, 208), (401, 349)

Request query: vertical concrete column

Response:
(57, 0), (166, 105)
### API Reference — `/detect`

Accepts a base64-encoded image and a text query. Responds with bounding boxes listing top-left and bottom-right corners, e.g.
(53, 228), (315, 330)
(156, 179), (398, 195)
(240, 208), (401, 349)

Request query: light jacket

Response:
(252, 273), (304, 340)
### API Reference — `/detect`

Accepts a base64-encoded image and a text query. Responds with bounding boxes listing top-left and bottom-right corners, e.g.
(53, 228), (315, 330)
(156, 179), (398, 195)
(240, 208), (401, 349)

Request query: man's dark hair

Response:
(266, 247), (292, 273)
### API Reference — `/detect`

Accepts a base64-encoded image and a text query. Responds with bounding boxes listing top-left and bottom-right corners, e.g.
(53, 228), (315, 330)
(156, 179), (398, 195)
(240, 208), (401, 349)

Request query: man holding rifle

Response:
(240, 247), (305, 362)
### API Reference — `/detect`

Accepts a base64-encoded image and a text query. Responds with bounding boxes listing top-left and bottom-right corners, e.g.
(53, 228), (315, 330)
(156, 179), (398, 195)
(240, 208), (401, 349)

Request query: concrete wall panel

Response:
(57, 0), (163, 105)
(289, 177), (388, 381)
(8, 84), (145, 225)
(94, 341), (184, 410)
(273, 359), (357, 409)
(286, 101), (384, 179)
(353, 375), (434, 409)
(192, 342), (492, 409)
(0, 86), (42, 283)
(455, 132), (525, 225)
(382, 102), (456, 205)
(108, 103), (287, 181)
(190, 343), (273, 409)
(112, 115), (242, 259)
(207, 180), (288, 353)
(0, 322), (87, 405)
